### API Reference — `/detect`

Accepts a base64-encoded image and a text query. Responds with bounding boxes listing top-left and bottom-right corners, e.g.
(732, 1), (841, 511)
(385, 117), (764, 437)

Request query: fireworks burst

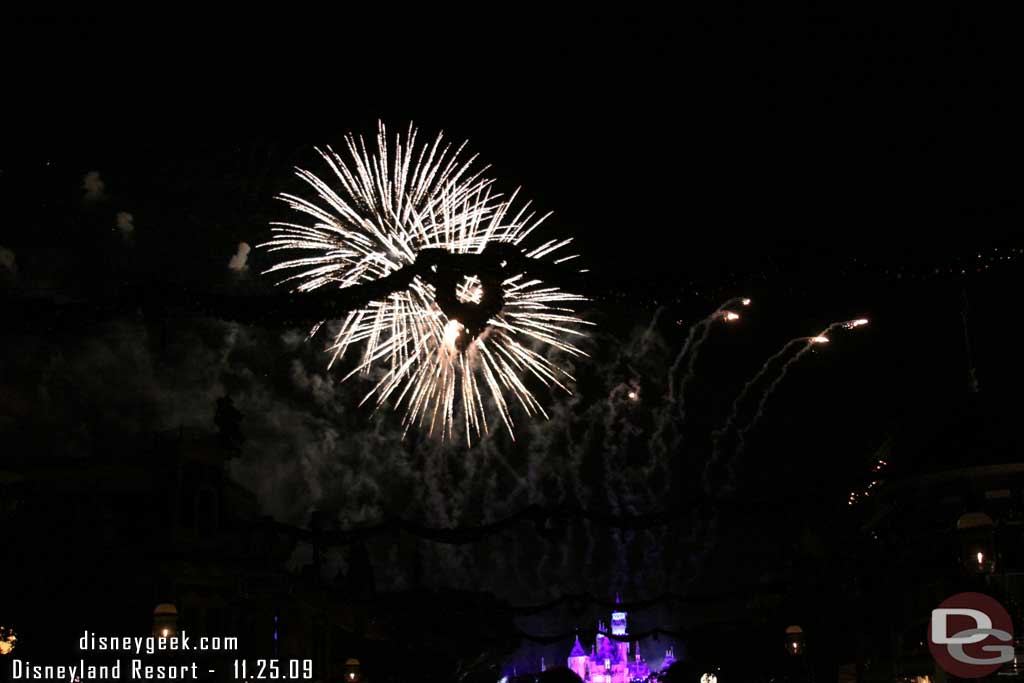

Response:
(261, 123), (591, 442)
(0, 626), (15, 656)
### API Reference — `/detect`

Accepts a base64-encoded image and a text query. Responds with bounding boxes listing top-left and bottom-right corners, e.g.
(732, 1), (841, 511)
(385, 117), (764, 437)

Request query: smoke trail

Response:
(629, 298), (750, 591)
(716, 338), (804, 448)
(601, 309), (667, 516)
(674, 322), (714, 410)
(707, 318), (868, 494)
(636, 307), (666, 354)
(649, 297), (748, 483)
(675, 294), (749, 417)
(733, 338), (823, 460)
(665, 298), (746, 406)
(704, 337), (808, 492)
(645, 317), (709, 501)
(735, 341), (817, 453)
(736, 319), (867, 452)
(587, 309), (672, 592)
(665, 317), (708, 406)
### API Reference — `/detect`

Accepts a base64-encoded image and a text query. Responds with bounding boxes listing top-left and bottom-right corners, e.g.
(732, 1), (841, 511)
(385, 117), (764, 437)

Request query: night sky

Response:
(2, 10), (1021, 677)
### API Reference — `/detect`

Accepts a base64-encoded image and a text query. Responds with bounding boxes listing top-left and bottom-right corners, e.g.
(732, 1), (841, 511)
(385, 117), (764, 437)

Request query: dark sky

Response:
(1, 9), (1022, 672)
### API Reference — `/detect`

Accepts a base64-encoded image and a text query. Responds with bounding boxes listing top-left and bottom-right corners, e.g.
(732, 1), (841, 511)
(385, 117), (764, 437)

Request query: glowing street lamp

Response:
(152, 604), (178, 639)
(343, 658), (361, 682)
(785, 625), (806, 655)
(957, 512), (995, 574)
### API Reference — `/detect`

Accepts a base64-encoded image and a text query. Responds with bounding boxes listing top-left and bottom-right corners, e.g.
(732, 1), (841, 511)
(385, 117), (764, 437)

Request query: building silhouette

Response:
(0, 430), (370, 681)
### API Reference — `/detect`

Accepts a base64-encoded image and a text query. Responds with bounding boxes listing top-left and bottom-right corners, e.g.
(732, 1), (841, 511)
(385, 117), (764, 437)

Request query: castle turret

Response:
(611, 594), (627, 634)
(568, 635), (588, 680)
(610, 594), (629, 667)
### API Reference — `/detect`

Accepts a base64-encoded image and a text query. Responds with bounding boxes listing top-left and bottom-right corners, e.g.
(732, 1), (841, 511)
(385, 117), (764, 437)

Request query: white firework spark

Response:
(261, 123), (591, 443)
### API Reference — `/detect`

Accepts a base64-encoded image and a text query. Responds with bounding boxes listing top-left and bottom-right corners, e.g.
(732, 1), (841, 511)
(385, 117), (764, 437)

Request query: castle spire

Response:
(567, 635), (588, 681)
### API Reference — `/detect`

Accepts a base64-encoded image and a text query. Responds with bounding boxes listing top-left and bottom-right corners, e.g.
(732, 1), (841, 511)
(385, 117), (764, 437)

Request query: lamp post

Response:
(785, 625), (806, 656)
(343, 658), (361, 682)
(956, 512), (995, 574)
(153, 604), (179, 638)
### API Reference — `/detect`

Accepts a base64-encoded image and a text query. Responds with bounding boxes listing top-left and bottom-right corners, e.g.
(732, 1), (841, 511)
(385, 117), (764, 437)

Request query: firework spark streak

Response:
(675, 298), (750, 422)
(703, 318), (867, 490)
(261, 123), (591, 443)
(736, 318), (869, 445)
(666, 298), (749, 406)
(652, 297), (749, 462)
(647, 297), (750, 490)
(707, 338), (807, 473)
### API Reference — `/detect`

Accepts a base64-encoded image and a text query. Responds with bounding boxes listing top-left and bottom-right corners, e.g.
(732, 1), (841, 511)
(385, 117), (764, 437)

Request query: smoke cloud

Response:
(115, 211), (134, 237)
(0, 246), (16, 278)
(1, 309), (704, 605)
(227, 242), (251, 272)
(82, 171), (106, 201)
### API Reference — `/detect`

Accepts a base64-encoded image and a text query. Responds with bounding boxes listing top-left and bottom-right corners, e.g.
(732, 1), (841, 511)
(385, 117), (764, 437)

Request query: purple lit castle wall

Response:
(567, 597), (676, 683)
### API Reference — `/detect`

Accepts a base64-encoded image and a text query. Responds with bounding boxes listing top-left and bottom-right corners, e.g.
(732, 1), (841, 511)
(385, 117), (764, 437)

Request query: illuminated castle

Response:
(566, 597), (676, 683)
